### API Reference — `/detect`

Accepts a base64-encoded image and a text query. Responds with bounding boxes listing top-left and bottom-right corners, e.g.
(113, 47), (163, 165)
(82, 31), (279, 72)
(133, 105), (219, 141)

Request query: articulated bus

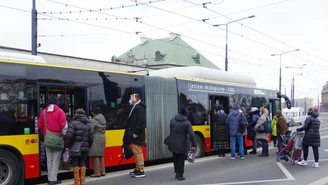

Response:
(0, 52), (290, 184)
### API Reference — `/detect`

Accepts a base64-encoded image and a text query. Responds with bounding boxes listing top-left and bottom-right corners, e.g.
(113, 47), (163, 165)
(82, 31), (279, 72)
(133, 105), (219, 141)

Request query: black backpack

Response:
(238, 114), (246, 134)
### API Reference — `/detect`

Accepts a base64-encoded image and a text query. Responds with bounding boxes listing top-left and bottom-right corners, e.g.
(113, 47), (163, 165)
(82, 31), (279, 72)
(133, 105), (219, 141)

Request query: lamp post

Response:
(271, 49), (300, 92)
(213, 15), (255, 71)
(286, 64), (306, 107)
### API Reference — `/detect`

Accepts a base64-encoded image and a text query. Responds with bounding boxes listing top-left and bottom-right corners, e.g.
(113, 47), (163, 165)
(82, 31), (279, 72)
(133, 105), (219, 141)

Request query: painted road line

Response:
(308, 176), (328, 185)
(201, 162), (295, 185)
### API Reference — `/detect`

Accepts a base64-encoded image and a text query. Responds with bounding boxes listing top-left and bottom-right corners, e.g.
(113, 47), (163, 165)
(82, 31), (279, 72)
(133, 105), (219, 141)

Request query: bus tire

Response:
(194, 134), (205, 158)
(0, 149), (21, 185)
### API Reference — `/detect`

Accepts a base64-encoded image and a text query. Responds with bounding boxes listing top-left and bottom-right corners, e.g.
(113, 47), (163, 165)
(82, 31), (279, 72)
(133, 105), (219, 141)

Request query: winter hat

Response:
(276, 110), (282, 116)
(75, 108), (86, 115)
(251, 107), (258, 112)
(180, 108), (189, 117)
(92, 106), (102, 114)
(48, 96), (59, 105)
(232, 104), (239, 109)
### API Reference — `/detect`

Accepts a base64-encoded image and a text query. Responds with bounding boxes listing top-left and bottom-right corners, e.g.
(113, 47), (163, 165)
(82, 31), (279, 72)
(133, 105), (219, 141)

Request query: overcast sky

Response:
(1, 0), (327, 105)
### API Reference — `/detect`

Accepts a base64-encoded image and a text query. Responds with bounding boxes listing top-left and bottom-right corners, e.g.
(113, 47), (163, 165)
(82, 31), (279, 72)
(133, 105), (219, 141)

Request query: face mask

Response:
(129, 100), (133, 105)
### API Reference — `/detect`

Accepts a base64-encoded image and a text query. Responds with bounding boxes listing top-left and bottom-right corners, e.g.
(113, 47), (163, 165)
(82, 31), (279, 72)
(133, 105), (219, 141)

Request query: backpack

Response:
(238, 114), (246, 134)
(118, 143), (134, 166)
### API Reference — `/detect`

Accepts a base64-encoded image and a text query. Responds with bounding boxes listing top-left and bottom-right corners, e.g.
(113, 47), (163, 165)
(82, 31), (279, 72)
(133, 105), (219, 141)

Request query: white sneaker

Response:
(240, 157), (245, 160)
(312, 162), (319, 168)
(230, 157), (235, 160)
(298, 160), (307, 166)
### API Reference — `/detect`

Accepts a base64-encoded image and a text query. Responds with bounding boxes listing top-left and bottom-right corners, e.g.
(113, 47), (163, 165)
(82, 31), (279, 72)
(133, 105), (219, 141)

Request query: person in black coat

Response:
(122, 94), (146, 178)
(65, 109), (93, 185)
(297, 108), (321, 168)
(168, 108), (196, 181)
(212, 105), (229, 157)
(247, 107), (260, 154)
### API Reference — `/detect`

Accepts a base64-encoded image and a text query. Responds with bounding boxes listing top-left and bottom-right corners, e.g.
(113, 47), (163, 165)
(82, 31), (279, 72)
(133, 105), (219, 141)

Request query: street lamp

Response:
(286, 64), (306, 107)
(271, 49), (300, 92)
(213, 15), (255, 71)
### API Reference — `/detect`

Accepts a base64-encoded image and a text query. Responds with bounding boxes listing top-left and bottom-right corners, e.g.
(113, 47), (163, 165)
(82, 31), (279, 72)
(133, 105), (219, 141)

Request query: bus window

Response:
(89, 72), (144, 130)
(179, 92), (207, 125)
(0, 80), (37, 135)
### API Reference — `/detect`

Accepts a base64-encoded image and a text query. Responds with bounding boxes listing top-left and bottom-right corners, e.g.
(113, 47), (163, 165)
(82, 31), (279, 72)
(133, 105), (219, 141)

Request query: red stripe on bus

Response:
(23, 153), (39, 179)
(205, 137), (211, 152)
(89, 145), (147, 169)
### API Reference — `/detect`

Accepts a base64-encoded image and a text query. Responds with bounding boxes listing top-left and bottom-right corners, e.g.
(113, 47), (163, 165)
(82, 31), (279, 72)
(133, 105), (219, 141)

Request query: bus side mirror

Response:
(277, 93), (291, 109)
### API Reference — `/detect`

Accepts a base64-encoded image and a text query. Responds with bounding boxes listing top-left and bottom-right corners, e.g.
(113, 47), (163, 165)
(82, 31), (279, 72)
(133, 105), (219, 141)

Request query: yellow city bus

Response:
(0, 52), (290, 184)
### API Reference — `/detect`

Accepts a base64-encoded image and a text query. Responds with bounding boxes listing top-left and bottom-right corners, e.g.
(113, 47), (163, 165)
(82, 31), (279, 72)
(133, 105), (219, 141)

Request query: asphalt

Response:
(35, 113), (328, 185)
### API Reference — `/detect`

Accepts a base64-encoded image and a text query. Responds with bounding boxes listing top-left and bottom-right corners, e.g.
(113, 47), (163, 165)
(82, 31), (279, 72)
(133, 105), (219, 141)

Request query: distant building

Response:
(112, 33), (220, 70)
(321, 81), (328, 112)
(294, 98), (314, 114)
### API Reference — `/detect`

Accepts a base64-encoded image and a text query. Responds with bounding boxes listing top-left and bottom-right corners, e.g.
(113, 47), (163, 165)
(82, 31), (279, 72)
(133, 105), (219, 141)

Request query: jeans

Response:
(252, 139), (257, 151)
(72, 157), (86, 167)
(231, 136), (244, 157)
(261, 139), (268, 151)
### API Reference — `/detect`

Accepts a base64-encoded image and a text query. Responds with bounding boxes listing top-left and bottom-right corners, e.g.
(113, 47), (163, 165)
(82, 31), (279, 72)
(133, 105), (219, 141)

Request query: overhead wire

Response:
(0, 4), (30, 13)
(183, 0), (328, 69)
(41, 0), (165, 14)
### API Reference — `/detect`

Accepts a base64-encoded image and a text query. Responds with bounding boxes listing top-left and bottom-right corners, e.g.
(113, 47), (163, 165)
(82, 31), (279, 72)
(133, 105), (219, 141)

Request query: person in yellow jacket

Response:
(271, 116), (278, 147)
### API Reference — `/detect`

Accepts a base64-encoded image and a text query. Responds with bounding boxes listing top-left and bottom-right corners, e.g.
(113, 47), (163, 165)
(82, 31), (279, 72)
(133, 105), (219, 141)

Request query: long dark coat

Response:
(213, 111), (229, 142)
(168, 114), (196, 154)
(122, 102), (146, 146)
(65, 114), (93, 156)
(297, 111), (321, 147)
(89, 114), (106, 156)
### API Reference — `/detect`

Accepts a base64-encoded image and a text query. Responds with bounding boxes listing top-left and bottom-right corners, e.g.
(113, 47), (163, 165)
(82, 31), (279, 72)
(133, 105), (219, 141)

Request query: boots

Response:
(80, 167), (86, 185)
(73, 167), (80, 185)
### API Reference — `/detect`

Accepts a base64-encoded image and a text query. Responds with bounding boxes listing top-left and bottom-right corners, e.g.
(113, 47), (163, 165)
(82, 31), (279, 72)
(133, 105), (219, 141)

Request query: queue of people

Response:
(38, 95), (321, 185)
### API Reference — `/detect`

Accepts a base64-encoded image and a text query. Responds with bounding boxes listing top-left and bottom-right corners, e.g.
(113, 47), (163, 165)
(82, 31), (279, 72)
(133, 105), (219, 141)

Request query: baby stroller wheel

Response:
(276, 156), (281, 162)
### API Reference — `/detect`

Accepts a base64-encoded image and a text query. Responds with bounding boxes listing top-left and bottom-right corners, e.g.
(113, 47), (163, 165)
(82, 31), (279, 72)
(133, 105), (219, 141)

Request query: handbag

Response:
(68, 128), (88, 157)
(43, 110), (64, 150)
(164, 123), (178, 145)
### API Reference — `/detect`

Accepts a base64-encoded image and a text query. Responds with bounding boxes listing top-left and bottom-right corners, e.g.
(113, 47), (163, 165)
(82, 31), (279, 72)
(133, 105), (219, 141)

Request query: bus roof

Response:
(0, 52), (46, 64)
(149, 66), (257, 87)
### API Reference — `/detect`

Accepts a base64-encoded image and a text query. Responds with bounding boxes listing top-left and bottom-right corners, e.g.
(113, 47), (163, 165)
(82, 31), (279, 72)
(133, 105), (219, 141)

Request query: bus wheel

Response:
(194, 135), (205, 158)
(0, 149), (21, 185)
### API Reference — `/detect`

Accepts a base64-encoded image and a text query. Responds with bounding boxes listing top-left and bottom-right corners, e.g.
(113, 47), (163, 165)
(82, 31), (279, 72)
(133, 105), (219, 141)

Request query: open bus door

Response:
(277, 92), (291, 110)
(37, 84), (88, 174)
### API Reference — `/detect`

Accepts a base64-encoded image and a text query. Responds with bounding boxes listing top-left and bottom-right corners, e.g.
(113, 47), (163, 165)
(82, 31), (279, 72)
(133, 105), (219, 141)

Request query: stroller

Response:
(276, 130), (305, 165)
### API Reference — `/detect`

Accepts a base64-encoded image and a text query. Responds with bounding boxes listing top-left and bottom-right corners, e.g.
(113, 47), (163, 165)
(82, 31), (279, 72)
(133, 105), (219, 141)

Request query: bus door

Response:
(38, 85), (88, 117)
(209, 95), (229, 150)
(268, 99), (280, 120)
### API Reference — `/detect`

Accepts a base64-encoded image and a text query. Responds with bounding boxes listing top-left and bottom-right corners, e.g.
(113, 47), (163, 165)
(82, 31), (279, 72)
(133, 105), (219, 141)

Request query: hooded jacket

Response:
(89, 113), (107, 156)
(226, 109), (245, 137)
(38, 104), (67, 140)
(168, 114), (196, 154)
(65, 114), (93, 155)
(123, 101), (146, 146)
(297, 111), (321, 147)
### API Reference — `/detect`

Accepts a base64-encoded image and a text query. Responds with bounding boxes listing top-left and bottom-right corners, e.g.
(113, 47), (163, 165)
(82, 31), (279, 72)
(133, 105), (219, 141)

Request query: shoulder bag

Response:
(68, 128), (88, 157)
(43, 110), (64, 150)
(164, 123), (178, 145)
